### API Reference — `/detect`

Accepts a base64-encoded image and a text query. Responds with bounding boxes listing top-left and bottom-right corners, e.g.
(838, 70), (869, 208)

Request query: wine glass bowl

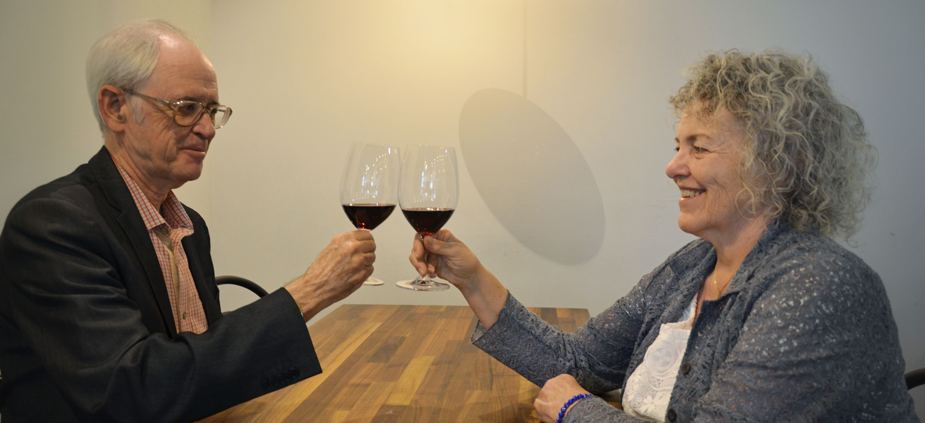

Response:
(397, 145), (459, 291)
(340, 142), (400, 285)
(343, 204), (395, 231)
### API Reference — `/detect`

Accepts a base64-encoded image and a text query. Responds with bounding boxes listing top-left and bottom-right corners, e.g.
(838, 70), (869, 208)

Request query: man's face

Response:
(121, 34), (219, 194)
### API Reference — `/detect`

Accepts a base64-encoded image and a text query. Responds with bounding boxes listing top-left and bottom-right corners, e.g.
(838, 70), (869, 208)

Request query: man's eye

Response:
(176, 102), (200, 116)
(693, 146), (707, 153)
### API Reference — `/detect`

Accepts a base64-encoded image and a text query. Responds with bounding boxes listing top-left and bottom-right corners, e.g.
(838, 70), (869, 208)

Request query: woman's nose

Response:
(665, 150), (689, 181)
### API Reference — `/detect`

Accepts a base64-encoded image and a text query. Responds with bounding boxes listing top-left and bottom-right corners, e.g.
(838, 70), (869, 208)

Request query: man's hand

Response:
(534, 374), (590, 423)
(285, 230), (376, 322)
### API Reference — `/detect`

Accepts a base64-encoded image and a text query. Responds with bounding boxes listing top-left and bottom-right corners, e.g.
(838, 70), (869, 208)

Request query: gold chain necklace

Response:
(714, 277), (732, 296)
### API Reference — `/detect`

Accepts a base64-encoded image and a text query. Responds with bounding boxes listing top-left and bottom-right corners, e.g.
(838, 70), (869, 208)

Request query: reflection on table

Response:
(198, 304), (620, 422)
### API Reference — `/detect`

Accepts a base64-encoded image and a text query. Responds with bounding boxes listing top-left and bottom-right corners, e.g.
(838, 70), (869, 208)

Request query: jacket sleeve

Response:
(1, 193), (321, 423)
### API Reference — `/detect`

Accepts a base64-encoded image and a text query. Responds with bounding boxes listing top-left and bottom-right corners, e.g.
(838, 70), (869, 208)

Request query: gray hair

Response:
(670, 49), (876, 238)
(85, 19), (196, 136)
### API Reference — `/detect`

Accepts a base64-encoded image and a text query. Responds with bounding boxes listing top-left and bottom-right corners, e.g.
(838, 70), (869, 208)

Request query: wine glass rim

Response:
(351, 141), (400, 148)
(407, 144), (455, 149)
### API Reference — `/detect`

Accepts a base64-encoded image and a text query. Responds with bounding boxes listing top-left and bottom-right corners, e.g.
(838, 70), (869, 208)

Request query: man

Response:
(0, 19), (375, 422)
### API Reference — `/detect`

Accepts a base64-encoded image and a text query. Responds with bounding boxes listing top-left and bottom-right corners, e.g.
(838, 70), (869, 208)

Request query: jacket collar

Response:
(85, 147), (180, 335)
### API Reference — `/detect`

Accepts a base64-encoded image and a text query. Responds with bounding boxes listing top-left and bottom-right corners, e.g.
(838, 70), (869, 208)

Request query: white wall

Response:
(0, 0), (214, 223)
(208, 0), (925, 417)
(2, 0), (923, 418)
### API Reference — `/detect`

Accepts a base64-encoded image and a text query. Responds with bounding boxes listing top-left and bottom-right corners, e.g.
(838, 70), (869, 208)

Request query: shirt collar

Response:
(111, 156), (194, 233)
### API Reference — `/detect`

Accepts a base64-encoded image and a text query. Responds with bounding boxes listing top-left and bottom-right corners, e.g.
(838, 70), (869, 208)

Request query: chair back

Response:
(215, 276), (268, 298)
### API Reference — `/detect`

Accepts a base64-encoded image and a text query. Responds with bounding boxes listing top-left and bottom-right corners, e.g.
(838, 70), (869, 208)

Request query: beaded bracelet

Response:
(556, 393), (593, 423)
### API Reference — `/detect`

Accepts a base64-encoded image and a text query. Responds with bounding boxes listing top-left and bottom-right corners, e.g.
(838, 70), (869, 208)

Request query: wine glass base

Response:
(363, 277), (385, 286)
(396, 278), (451, 291)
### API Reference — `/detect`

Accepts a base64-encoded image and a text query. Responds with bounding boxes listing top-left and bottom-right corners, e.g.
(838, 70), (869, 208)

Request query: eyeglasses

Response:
(123, 89), (232, 129)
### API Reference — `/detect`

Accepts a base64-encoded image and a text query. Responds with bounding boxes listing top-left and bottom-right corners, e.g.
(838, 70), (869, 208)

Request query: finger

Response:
(409, 251), (426, 276)
(352, 229), (374, 240)
(425, 249), (439, 275)
(354, 237), (377, 254)
(411, 233), (425, 256)
(410, 233), (431, 275)
(421, 243), (431, 275)
(345, 274), (366, 295)
(422, 234), (447, 254)
(433, 228), (455, 242)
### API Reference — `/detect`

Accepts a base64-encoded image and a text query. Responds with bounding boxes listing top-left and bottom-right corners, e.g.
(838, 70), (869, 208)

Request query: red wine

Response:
(401, 208), (455, 235)
(342, 204), (395, 230)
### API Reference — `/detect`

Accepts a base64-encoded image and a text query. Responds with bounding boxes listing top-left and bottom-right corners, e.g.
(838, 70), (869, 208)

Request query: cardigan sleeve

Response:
(471, 286), (656, 422)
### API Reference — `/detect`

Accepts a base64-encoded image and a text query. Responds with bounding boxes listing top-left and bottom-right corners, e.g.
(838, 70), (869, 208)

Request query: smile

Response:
(681, 189), (704, 198)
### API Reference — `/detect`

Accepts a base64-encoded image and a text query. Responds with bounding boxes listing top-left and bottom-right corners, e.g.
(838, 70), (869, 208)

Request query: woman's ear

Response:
(98, 85), (128, 133)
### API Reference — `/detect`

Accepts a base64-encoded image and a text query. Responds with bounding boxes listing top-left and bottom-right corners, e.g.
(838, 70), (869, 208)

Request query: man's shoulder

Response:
(12, 164), (92, 210)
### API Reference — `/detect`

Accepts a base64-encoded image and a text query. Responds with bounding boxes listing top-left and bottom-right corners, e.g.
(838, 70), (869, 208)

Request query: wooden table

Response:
(199, 304), (619, 422)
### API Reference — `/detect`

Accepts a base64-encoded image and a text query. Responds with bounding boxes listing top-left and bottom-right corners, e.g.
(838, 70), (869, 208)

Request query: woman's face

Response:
(666, 107), (762, 244)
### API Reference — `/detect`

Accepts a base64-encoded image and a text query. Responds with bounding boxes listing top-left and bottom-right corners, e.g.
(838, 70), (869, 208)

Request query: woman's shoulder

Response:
(763, 227), (878, 283)
(748, 226), (888, 313)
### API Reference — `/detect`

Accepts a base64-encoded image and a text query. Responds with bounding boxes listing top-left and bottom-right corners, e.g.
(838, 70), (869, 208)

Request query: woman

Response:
(410, 50), (917, 422)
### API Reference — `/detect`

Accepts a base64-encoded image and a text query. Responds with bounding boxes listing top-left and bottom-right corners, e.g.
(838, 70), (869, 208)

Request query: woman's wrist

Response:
(459, 266), (506, 328)
(557, 393), (593, 423)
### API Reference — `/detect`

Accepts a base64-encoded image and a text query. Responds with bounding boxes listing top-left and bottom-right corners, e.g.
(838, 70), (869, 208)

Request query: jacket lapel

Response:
(87, 147), (179, 336)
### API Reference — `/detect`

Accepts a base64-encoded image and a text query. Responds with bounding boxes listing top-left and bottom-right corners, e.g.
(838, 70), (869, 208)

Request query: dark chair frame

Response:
(906, 368), (925, 390)
(215, 275), (268, 298)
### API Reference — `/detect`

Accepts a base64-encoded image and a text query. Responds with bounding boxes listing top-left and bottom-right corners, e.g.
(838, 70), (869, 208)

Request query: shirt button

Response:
(666, 409), (677, 421)
(681, 363), (691, 375)
(182, 312), (187, 320)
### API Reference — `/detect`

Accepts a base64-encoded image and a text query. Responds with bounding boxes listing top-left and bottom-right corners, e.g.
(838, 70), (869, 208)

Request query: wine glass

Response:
(396, 145), (459, 291)
(340, 142), (400, 286)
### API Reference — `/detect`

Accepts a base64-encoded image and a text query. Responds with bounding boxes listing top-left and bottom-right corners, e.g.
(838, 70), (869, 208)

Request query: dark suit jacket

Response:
(0, 147), (322, 423)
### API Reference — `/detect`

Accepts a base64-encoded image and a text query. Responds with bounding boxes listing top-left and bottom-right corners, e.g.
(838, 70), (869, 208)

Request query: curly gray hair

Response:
(670, 49), (875, 238)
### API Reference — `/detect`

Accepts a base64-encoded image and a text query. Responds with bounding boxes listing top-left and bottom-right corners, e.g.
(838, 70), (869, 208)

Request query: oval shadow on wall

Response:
(459, 88), (605, 265)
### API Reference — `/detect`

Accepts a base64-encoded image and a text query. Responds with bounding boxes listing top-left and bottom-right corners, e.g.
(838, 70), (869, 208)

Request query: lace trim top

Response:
(622, 295), (696, 421)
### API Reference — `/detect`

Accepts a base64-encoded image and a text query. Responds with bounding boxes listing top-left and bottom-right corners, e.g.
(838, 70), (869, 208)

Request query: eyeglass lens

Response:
(174, 102), (230, 129)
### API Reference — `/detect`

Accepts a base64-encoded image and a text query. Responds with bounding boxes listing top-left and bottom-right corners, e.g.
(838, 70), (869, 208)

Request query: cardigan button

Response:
(666, 409), (677, 421)
(681, 363), (691, 375)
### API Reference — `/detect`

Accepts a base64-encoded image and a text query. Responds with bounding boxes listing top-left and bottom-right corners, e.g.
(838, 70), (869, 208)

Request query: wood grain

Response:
(198, 304), (617, 423)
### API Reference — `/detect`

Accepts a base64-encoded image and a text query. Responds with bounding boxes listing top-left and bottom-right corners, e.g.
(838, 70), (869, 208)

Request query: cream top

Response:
(622, 295), (697, 421)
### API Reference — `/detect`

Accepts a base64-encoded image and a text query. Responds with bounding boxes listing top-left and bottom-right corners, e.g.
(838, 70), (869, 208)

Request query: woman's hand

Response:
(410, 229), (481, 290)
(535, 374), (591, 423)
(409, 229), (507, 328)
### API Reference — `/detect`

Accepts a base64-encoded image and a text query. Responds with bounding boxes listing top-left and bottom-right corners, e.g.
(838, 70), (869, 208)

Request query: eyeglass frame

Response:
(122, 89), (232, 129)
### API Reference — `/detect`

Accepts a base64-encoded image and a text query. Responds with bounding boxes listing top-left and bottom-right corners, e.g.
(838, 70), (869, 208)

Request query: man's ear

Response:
(98, 85), (128, 133)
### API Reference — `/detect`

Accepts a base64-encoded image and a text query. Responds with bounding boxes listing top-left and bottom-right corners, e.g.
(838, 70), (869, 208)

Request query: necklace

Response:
(714, 277), (732, 296)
